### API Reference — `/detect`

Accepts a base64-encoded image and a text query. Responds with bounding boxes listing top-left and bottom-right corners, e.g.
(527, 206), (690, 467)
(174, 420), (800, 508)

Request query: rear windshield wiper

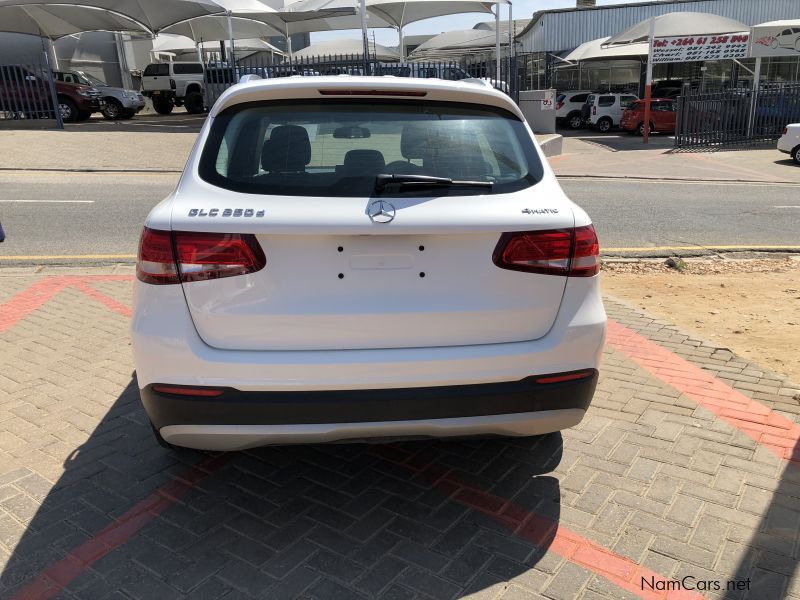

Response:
(375, 174), (494, 195)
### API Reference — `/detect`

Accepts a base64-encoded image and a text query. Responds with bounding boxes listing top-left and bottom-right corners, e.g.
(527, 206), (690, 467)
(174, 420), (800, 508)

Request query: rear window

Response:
(173, 63), (204, 75)
(621, 95), (638, 108)
(143, 63), (169, 77)
(570, 93), (589, 103)
(199, 100), (544, 197)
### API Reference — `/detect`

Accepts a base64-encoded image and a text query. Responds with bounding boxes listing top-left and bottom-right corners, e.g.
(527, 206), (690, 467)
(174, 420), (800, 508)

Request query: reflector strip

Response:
(535, 370), (596, 384)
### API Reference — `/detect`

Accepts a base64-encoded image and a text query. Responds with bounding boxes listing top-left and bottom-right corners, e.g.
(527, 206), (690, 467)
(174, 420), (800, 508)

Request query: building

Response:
(516, 0), (800, 92)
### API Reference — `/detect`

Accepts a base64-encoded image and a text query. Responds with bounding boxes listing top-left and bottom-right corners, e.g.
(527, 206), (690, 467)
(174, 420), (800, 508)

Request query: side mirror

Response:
(333, 126), (371, 139)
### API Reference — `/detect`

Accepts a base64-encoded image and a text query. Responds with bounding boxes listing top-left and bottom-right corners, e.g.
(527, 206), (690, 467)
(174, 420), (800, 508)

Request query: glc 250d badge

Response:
(522, 208), (559, 215)
(368, 200), (396, 224)
(188, 208), (265, 217)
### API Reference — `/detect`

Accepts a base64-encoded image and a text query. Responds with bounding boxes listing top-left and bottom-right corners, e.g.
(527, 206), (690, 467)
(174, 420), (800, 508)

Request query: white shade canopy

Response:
(0, 0), (224, 34)
(153, 33), (282, 54)
(293, 37), (398, 59)
(163, 15), (282, 41)
(563, 36), (648, 62)
(0, 3), (149, 38)
(366, 0), (500, 29)
(604, 12), (748, 46)
(410, 27), (507, 57)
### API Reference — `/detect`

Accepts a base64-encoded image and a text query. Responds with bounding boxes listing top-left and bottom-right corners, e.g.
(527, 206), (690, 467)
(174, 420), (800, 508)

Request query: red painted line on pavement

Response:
(373, 446), (702, 600)
(0, 279), (71, 334)
(71, 281), (133, 318)
(14, 454), (230, 600)
(0, 276), (134, 333)
(606, 319), (800, 464)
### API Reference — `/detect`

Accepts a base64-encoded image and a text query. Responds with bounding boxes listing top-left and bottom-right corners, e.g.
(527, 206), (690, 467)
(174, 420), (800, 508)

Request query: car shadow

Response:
(729, 437), (800, 598)
(0, 375), (564, 599)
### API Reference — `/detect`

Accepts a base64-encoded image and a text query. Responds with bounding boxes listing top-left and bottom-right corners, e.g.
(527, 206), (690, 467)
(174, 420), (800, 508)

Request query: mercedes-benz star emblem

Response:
(367, 200), (396, 224)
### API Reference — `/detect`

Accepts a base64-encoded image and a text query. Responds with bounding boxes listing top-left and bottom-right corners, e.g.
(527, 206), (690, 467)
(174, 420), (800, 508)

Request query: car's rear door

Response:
(169, 95), (579, 352)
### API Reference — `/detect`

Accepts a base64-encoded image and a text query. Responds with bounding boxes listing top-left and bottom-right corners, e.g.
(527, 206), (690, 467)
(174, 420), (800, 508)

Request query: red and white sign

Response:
(651, 32), (750, 63)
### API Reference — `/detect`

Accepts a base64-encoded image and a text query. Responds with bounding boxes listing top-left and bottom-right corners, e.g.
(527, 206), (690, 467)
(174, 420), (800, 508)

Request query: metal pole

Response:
(643, 16), (655, 144)
(398, 26), (405, 64)
(746, 57), (762, 138)
(226, 11), (235, 65)
(359, 0), (369, 74)
(43, 50), (63, 129)
(495, 2), (501, 83)
(508, 1), (513, 96)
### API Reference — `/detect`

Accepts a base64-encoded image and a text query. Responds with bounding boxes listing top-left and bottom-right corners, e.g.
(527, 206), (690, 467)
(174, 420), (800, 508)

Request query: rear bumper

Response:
(142, 370), (597, 430)
(160, 409), (587, 450)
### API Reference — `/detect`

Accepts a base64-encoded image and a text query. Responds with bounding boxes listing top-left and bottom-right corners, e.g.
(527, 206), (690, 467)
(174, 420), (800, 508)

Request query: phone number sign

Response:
(651, 33), (750, 63)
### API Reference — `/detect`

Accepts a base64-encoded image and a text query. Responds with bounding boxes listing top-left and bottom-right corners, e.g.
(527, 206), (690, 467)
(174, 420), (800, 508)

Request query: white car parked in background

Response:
(778, 123), (800, 165)
(582, 92), (639, 133)
(131, 76), (606, 451)
(556, 90), (593, 129)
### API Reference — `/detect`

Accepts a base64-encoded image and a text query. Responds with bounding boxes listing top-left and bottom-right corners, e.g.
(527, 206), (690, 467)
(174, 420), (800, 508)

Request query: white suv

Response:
(131, 76), (606, 451)
(556, 90), (592, 129)
(141, 62), (205, 115)
(582, 92), (639, 133)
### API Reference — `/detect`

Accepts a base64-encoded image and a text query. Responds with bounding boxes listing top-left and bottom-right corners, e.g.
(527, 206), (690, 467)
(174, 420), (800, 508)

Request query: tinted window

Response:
(173, 63), (204, 75)
(570, 93), (589, 103)
(144, 63), (169, 77)
(199, 100), (544, 197)
(621, 95), (638, 108)
(556, 94), (566, 103)
(598, 96), (615, 107)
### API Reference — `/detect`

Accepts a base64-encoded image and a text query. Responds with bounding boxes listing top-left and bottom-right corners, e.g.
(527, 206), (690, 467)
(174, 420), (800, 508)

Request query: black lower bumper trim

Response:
(140, 370), (598, 429)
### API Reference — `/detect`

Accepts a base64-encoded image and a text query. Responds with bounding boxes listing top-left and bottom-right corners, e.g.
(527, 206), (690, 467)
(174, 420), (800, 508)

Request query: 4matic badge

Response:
(522, 208), (559, 215)
(188, 208), (265, 217)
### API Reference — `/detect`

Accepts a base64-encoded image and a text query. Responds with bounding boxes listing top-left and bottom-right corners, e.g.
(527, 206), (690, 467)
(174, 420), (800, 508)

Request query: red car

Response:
(621, 99), (676, 135)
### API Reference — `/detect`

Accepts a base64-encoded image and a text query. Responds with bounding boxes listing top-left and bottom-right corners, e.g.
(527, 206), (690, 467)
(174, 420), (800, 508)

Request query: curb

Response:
(555, 174), (800, 186)
(0, 167), (182, 174)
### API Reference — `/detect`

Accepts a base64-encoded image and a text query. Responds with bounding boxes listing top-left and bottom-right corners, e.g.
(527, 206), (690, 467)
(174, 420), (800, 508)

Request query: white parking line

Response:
(0, 200), (95, 203)
(774, 205), (800, 208)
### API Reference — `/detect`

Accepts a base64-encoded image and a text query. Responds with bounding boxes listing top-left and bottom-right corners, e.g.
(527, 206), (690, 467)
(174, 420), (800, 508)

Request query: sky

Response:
(311, 0), (643, 47)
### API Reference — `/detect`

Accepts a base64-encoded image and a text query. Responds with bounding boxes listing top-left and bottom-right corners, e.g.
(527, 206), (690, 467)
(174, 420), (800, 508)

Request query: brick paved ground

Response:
(0, 268), (798, 600)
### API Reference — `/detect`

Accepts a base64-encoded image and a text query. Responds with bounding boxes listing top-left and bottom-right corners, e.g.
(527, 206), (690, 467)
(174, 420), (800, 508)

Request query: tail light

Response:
(592, 106), (597, 116)
(492, 225), (600, 277)
(137, 227), (266, 285)
(784, 127), (789, 135)
(169, 78), (176, 89)
(556, 101), (564, 110)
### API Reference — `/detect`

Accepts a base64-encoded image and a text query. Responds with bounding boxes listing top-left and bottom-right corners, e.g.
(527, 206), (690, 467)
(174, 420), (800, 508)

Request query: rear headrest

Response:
(261, 125), (311, 172)
(343, 149), (385, 174)
(400, 123), (428, 160)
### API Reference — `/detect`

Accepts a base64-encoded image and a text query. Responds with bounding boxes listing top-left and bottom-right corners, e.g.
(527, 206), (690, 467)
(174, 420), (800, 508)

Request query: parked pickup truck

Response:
(141, 62), (205, 115)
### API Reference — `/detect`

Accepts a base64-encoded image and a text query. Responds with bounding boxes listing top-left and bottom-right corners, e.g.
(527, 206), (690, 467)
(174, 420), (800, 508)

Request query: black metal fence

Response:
(204, 53), (518, 108)
(675, 83), (800, 149)
(0, 62), (62, 129)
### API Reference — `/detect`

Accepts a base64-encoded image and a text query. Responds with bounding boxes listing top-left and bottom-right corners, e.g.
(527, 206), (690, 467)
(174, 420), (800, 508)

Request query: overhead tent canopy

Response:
(0, 0), (225, 35)
(162, 15), (282, 41)
(409, 27), (507, 58)
(603, 12), (749, 47)
(152, 33), (282, 55)
(366, 0), (496, 29)
(292, 38), (398, 60)
(0, 4), (149, 38)
(563, 36), (648, 63)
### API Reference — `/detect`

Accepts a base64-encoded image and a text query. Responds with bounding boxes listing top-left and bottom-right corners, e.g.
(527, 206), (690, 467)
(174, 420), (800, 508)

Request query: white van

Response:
(582, 92), (639, 132)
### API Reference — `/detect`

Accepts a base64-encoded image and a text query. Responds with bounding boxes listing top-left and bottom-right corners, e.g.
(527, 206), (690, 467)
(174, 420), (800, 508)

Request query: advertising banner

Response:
(651, 33), (750, 64)
(750, 24), (800, 58)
